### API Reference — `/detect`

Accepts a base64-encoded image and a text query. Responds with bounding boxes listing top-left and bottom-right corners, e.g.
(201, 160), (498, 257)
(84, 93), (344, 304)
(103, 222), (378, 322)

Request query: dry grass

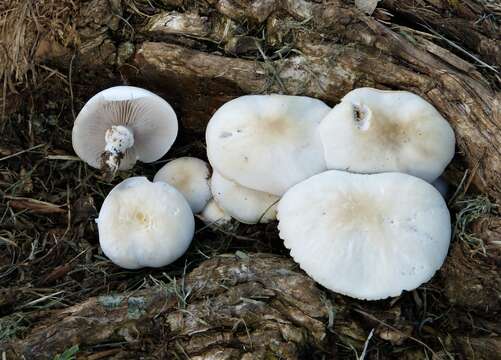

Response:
(452, 195), (499, 255)
(0, 1), (36, 87)
(0, 0), (78, 105)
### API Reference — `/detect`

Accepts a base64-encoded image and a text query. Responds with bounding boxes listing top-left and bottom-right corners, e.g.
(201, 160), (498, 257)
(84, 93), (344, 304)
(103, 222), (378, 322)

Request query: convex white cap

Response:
(154, 157), (211, 213)
(72, 86), (178, 171)
(319, 88), (455, 182)
(277, 170), (451, 300)
(199, 199), (232, 226)
(206, 94), (330, 196)
(211, 171), (279, 224)
(97, 177), (194, 269)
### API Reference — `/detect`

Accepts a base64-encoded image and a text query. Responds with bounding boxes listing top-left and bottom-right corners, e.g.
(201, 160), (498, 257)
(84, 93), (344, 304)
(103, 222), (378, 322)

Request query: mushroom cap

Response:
(319, 88), (455, 182)
(72, 86), (178, 170)
(277, 170), (451, 300)
(206, 94), (330, 195)
(199, 199), (232, 226)
(211, 171), (279, 224)
(97, 176), (194, 269)
(154, 157), (212, 213)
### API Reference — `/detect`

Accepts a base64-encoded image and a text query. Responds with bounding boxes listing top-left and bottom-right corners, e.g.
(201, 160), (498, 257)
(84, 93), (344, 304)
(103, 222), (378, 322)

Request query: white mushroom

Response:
(206, 94), (330, 196)
(154, 157), (211, 213)
(199, 199), (232, 226)
(277, 170), (451, 300)
(72, 86), (178, 173)
(319, 88), (455, 182)
(211, 171), (279, 224)
(97, 177), (194, 269)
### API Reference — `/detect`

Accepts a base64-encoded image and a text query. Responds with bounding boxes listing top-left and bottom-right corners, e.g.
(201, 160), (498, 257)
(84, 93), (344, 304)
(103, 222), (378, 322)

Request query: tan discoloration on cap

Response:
(206, 94), (330, 195)
(320, 88), (455, 182)
(331, 191), (386, 232)
(278, 171), (452, 300)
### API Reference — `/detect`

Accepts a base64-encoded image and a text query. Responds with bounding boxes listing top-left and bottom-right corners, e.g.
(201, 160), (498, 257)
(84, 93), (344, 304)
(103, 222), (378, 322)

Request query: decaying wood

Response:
(472, 215), (501, 260)
(127, 0), (501, 201)
(3, 0), (500, 201)
(440, 242), (501, 313)
(380, 0), (501, 65)
(0, 254), (330, 359)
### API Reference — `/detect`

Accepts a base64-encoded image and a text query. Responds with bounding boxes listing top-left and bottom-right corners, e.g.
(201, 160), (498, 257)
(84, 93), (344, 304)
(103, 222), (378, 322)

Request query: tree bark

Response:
(124, 0), (501, 201)
(380, 0), (501, 66)
(3, 0), (500, 199)
(0, 254), (331, 359)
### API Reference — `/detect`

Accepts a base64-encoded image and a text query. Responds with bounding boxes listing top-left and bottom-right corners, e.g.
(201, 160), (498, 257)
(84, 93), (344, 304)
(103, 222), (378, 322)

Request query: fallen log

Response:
(0, 254), (331, 359)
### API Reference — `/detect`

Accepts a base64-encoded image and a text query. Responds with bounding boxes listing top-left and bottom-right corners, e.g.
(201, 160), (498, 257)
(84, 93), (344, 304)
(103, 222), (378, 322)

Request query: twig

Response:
(448, 169), (469, 206)
(448, 152), (483, 206)
(18, 290), (65, 309)
(420, 23), (498, 73)
(0, 143), (45, 162)
(68, 54), (75, 120)
(359, 328), (374, 360)
(255, 40), (287, 93)
(354, 308), (437, 356)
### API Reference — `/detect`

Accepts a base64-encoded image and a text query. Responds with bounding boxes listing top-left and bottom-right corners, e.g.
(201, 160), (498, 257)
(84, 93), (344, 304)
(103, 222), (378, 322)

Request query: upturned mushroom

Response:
(277, 170), (451, 300)
(319, 88), (455, 182)
(154, 157), (212, 213)
(206, 94), (330, 196)
(211, 171), (279, 224)
(72, 86), (178, 175)
(97, 177), (194, 269)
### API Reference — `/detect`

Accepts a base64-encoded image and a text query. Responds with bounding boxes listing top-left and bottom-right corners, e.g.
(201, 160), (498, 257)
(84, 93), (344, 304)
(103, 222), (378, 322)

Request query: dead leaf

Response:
(7, 196), (66, 214)
(376, 325), (413, 345)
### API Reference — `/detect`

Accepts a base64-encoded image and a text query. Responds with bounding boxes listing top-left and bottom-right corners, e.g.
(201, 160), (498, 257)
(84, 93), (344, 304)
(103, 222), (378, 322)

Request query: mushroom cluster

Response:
(204, 89), (455, 300)
(72, 85), (455, 301)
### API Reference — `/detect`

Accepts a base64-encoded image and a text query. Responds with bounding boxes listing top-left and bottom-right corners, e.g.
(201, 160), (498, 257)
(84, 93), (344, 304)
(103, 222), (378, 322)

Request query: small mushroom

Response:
(277, 170), (451, 300)
(97, 177), (194, 269)
(72, 86), (178, 175)
(211, 171), (279, 224)
(319, 88), (455, 182)
(154, 157), (212, 213)
(199, 199), (232, 226)
(206, 94), (330, 195)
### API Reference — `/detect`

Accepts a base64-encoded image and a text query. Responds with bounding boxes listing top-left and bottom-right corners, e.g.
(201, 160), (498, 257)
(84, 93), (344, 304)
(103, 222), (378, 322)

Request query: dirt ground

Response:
(0, 0), (500, 359)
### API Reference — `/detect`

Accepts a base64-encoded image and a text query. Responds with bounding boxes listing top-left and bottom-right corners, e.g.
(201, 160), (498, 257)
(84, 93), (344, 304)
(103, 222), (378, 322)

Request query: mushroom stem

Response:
(102, 125), (134, 174)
